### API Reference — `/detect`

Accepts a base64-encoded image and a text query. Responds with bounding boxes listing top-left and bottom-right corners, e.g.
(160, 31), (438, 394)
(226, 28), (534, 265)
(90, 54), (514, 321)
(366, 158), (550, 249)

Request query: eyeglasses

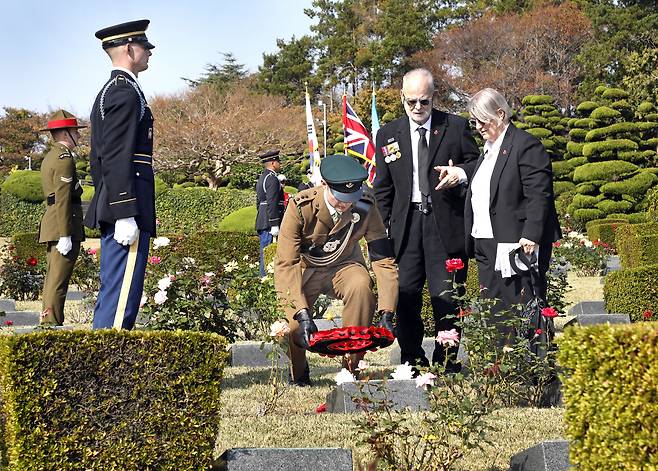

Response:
(469, 117), (489, 128)
(403, 96), (431, 108)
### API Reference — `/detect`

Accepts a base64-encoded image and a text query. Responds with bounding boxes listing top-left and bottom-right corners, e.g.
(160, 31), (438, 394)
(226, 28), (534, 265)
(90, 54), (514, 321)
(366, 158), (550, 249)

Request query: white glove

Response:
(56, 236), (73, 256)
(114, 217), (139, 246)
(269, 225), (280, 237)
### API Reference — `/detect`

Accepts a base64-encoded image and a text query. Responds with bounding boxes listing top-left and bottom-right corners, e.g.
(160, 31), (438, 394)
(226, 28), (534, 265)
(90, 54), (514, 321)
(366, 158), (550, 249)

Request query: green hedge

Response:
(551, 160), (574, 179)
(573, 161), (638, 183)
(584, 122), (639, 142)
(158, 230), (260, 269)
(155, 187), (254, 234)
(599, 172), (657, 198)
(0, 330), (227, 470)
(559, 323), (658, 470)
(590, 106), (621, 121)
(582, 139), (638, 158)
(521, 95), (554, 105)
(0, 192), (44, 237)
(573, 208), (604, 224)
(218, 206), (258, 233)
(566, 141), (584, 156)
(608, 212), (647, 224)
(604, 264), (658, 320)
(525, 127), (552, 139)
(596, 198), (634, 215)
(10, 232), (45, 261)
(0, 170), (43, 202)
(576, 101), (598, 115)
(585, 219), (628, 248)
(615, 222), (658, 269)
(553, 181), (575, 196)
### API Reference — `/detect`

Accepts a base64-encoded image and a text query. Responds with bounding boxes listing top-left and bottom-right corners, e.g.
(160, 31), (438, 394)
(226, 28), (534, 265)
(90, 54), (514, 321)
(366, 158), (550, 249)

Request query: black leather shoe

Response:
(293, 309), (318, 349)
(288, 362), (312, 387)
(377, 310), (396, 336)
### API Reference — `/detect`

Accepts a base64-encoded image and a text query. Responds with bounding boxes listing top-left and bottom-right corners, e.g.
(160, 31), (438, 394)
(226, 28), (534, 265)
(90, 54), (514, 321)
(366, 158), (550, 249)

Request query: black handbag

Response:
(509, 247), (555, 359)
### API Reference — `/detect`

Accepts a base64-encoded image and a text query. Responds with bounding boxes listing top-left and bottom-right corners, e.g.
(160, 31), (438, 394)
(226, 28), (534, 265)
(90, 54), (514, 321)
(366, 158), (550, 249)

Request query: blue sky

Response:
(0, 0), (314, 116)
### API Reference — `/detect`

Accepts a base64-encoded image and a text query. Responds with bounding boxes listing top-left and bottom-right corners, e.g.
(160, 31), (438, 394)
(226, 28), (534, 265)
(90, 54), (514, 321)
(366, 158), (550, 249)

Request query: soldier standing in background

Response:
(255, 150), (284, 277)
(38, 110), (86, 325)
(85, 20), (156, 330)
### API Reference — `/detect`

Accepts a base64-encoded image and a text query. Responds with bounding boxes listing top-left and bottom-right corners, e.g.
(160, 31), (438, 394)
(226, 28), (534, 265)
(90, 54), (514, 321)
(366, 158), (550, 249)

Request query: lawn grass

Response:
(215, 348), (565, 470)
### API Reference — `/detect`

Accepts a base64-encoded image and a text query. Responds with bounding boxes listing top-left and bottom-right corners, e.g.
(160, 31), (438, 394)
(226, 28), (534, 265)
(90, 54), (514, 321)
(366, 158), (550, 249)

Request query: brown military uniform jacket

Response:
(274, 186), (398, 313)
(38, 142), (85, 243)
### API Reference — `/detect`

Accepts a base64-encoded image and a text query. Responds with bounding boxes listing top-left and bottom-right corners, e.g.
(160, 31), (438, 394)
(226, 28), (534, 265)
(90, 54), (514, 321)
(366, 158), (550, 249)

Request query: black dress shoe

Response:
(289, 362), (312, 387)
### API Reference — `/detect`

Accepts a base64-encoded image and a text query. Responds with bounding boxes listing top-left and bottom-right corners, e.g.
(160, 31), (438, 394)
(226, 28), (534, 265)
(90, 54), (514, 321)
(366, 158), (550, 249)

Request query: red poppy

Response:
(541, 307), (559, 318)
(643, 310), (653, 320)
(593, 240), (601, 247)
(26, 257), (38, 266)
(3, 320), (14, 327)
(535, 328), (543, 335)
(315, 402), (327, 414)
(445, 258), (464, 273)
(552, 241), (561, 248)
(458, 308), (472, 318)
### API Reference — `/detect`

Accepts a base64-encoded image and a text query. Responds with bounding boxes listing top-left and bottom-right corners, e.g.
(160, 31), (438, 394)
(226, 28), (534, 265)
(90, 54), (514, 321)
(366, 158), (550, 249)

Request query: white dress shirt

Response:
(470, 125), (509, 239)
(408, 116), (432, 203)
(324, 187), (341, 224)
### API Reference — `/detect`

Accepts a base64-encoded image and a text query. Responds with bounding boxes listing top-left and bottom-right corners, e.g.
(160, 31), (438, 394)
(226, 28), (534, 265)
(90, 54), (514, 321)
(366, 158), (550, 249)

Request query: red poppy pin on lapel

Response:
(433, 129), (439, 135)
(502, 149), (508, 155)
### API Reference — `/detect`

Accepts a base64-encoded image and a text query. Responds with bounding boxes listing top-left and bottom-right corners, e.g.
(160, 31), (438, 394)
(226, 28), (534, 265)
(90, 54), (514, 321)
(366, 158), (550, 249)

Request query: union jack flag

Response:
(342, 95), (376, 186)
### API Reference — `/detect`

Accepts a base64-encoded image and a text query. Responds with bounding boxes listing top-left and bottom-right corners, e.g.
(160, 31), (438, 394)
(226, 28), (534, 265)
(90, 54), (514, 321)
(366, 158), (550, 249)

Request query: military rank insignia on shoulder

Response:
(293, 191), (314, 205)
(58, 152), (71, 160)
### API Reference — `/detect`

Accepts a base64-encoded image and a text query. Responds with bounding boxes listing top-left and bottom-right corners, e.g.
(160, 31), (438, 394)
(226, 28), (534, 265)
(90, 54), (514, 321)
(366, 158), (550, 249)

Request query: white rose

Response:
(152, 236), (170, 250)
(157, 276), (172, 291)
(335, 368), (356, 385)
(391, 362), (414, 381)
(154, 290), (168, 305)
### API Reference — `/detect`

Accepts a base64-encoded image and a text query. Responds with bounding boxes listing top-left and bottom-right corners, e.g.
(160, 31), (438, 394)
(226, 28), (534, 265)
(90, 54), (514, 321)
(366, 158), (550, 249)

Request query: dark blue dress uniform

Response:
(255, 150), (284, 276)
(85, 20), (156, 330)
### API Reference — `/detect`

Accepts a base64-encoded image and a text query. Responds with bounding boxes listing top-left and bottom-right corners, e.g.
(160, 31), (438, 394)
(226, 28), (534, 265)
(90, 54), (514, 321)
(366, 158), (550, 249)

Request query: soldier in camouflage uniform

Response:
(38, 110), (86, 325)
(274, 155), (398, 386)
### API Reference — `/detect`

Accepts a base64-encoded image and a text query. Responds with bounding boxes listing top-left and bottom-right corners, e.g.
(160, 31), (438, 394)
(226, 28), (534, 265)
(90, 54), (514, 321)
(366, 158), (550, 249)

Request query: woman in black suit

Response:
(461, 88), (561, 332)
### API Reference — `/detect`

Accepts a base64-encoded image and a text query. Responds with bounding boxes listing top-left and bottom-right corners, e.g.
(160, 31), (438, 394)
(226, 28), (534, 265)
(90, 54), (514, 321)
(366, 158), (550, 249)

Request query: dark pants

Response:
(93, 223), (150, 330)
(397, 208), (467, 369)
(258, 230), (274, 277)
(474, 238), (551, 341)
(42, 241), (81, 325)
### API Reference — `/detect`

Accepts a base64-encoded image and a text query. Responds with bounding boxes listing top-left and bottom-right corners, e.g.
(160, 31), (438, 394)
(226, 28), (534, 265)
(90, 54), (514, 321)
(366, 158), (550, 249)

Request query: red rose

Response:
(552, 241), (561, 248)
(3, 320), (14, 327)
(535, 328), (543, 335)
(541, 307), (559, 318)
(26, 257), (38, 266)
(643, 310), (653, 320)
(593, 240), (601, 247)
(445, 258), (464, 273)
(315, 402), (327, 413)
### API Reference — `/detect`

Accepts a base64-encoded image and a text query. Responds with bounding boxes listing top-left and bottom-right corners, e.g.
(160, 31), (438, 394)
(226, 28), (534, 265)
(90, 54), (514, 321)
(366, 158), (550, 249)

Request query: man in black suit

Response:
(373, 68), (479, 370)
(85, 19), (156, 330)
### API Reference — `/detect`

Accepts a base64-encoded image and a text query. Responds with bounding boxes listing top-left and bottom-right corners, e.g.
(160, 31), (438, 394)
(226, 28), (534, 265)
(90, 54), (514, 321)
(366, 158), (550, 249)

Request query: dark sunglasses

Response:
(403, 96), (431, 108)
(469, 117), (488, 128)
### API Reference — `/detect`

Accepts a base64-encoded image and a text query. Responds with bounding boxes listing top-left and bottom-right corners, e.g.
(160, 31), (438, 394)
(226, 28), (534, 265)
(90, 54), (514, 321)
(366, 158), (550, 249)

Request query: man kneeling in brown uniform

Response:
(274, 154), (398, 386)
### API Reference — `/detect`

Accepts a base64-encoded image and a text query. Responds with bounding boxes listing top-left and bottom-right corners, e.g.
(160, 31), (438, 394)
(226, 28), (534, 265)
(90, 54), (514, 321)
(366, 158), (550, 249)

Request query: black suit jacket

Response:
(255, 168), (284, 231)
(464, 123), (562, 257)
(373, 109), (479, 256)
(85, 70), (156, 236)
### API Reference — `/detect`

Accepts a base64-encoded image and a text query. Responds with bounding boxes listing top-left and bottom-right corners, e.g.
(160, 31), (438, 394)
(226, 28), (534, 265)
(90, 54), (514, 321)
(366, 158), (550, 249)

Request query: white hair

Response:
(466, 88), (512, 126)
(402, 68), (435, 94)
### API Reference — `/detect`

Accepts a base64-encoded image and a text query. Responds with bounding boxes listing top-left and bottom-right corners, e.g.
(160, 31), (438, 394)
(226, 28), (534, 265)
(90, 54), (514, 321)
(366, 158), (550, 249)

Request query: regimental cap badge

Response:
(345, 182), (354, 188)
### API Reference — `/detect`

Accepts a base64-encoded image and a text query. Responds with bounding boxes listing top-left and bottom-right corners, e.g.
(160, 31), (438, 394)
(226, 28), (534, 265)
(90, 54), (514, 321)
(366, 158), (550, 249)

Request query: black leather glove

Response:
(377, 310), (396, 336)
(293, 308), (318, 349)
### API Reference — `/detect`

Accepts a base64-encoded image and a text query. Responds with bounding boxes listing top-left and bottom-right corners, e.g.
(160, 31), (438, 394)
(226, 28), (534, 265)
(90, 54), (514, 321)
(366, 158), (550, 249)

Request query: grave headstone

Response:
(229, 341), (288, 368)
(65, 290), (86, 301)
(1, 311), (40, 327)
(0, 299), (16, 312)
(388, 338), (468, 366)
(326, 379), (429, 413)
(605, 255), (621, 274)
(213, 448), (353, 471)
(568, 301), (606, 316)
(575, 313), (630, 327)
(510, 440), (570, 471)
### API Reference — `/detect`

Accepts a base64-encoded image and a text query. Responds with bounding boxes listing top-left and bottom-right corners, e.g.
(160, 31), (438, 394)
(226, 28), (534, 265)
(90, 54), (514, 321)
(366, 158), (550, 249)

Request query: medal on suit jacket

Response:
(381, 140), (401, 163)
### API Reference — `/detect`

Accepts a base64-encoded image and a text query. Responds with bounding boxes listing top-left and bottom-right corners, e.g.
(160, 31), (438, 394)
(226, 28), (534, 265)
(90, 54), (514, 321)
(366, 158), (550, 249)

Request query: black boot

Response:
(293, 308), (318, 349)
(289, 362), (312, 387)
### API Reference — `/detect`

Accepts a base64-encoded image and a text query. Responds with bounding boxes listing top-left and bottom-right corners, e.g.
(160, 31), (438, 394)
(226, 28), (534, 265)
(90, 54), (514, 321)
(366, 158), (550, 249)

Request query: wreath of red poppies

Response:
(307, 326), (395, 356)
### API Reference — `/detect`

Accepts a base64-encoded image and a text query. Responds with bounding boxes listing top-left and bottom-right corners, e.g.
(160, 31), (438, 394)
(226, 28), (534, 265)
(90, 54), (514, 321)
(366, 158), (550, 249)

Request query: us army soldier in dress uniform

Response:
(38, 110), (86, 325)
(84, 20), (156, 330)
(255, 150), (284, 277)
(274, 155), (398, 386)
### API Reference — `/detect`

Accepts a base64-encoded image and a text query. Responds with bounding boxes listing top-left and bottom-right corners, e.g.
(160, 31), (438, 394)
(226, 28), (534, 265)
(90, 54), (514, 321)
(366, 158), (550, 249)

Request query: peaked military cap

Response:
(39, 110), (87, 132)
(95, 19), (155, 50)
(260, 150), (281, 163)
(320, 154), (367, 203)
